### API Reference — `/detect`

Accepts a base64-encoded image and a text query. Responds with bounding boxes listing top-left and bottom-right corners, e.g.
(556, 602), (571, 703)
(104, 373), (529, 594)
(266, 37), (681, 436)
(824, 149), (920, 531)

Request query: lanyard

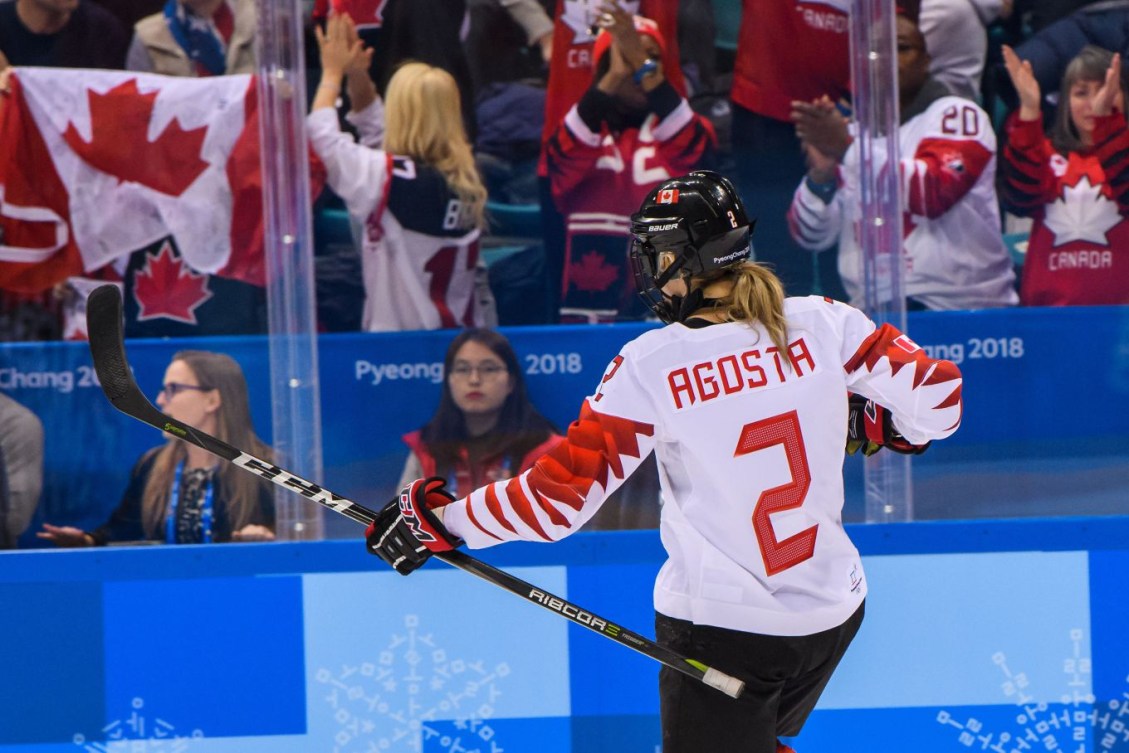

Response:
(166, 461), (215, 544)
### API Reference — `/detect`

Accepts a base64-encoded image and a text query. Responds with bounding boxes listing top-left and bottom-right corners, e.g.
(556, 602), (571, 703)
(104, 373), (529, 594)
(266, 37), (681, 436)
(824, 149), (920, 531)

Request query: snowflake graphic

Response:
(72, 697), (204, 753)
(936, 629), (1129, 752)
(1044, 176), (1123, 247)
(316, 614), (510, 753)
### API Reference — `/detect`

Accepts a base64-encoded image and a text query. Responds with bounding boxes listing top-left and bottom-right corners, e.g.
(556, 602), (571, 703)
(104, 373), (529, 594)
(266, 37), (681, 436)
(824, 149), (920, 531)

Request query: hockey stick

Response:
(85, 284), (745, 699)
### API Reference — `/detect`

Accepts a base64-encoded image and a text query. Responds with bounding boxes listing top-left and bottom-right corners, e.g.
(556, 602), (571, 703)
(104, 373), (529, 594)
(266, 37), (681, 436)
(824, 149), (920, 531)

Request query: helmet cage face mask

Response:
(629, 216), (694, 324)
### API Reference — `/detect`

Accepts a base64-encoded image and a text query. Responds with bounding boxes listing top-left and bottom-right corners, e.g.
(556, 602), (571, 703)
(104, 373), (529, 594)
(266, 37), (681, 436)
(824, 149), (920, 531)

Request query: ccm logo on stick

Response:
(234, 455), (355, 512)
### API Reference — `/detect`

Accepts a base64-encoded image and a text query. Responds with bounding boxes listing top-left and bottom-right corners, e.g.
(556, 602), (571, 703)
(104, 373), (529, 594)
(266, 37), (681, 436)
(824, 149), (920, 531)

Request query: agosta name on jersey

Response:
(665, 337), (818, 410)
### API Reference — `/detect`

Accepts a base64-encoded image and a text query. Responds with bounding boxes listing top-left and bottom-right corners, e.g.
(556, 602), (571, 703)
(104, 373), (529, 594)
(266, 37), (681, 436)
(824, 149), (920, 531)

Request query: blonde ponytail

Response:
(384, 62), (487, 230)
(699, 262), (789, 354)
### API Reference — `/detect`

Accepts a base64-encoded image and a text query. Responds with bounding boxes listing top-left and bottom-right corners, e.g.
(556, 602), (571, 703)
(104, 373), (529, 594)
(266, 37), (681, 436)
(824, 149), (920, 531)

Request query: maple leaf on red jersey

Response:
(62, 80), (210, 197)
(569, 249), (621, 293)
(133, 241), (214, 324)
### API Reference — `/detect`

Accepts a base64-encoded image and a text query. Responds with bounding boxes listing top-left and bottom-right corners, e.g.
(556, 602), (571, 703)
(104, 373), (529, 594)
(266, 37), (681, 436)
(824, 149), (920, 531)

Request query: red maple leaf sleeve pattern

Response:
(1000, 113), (1060, 216)
(1091, 112), (1129, 210)
(838, 305), (962, 445)
(903, 136), (993, 219)
(443, 355), (658, 549)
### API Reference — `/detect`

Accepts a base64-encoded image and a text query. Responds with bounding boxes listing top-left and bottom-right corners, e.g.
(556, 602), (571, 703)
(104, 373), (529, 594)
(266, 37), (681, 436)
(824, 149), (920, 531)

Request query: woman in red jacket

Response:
(1001, 44), (1129, 306)
(399, 329), (562, 495)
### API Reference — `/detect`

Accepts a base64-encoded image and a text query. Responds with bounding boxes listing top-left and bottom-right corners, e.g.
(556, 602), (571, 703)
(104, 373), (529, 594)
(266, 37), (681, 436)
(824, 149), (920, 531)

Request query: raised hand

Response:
(598, 3), (648, 68)
(1092, 52), (1123, 117)
(803, 142), (839, 186)
(1002, 45), (1041, 121)
(315, 13), (363, 79)
(791, 96), (851, 163)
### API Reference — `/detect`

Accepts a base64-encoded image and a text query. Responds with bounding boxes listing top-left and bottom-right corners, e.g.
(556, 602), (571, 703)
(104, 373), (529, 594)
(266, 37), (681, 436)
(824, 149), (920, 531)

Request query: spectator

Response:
(544, 6), (715, 323)
(0, 392), (44, 549)
(125, 0), (256, 76)
(727, 0), (851, 301)
(398, 329), (563, 495)
(307, 13), (493, 332)
(465, 0), (552, 94)
(37, 350), (275, 546)
(537, 0), (682, 321)
(466, 0), (553, 206)
(788, 12), (1018, 311)
(919, 0), (1011, 101)
(995, 1), (1129, 118)
(1000, 44), (1129, 306)
(0, 0), (128, 68)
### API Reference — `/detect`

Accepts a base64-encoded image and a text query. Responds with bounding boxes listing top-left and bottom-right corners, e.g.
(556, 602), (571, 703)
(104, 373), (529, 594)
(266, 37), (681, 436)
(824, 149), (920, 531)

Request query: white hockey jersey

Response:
(307, 106), (484, 332)
(443, 297), (963, 636)
(788, 94), (1018, 310)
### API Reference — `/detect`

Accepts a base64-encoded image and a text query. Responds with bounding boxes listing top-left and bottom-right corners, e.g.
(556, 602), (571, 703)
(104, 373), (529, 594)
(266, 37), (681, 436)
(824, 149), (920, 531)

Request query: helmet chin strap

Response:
(666, 274), (725, 323)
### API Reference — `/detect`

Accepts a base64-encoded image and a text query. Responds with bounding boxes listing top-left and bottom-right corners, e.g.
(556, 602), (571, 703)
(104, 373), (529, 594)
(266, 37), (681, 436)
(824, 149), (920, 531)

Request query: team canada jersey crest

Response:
(1043, 174), (1123, 247)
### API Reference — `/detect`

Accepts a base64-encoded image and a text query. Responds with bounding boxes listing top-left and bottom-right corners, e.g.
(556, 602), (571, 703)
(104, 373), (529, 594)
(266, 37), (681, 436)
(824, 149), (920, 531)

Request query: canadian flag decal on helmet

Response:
(657, 189), (679, 204)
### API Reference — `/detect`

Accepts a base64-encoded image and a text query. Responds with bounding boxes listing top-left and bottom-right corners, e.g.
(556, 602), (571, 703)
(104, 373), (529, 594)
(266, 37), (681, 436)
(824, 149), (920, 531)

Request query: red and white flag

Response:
(657, 188), (679, 204)
(0, 68), (322, 294)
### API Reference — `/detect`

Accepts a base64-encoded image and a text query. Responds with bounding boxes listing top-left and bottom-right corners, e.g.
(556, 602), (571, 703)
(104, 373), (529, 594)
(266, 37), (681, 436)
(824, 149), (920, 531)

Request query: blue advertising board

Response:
(1, 305), (1128, 545)
(0, 518), (1127, 752)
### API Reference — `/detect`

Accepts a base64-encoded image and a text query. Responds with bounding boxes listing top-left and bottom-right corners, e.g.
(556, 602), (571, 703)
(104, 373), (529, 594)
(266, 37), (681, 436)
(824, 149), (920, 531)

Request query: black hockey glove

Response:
(365, 478), (464, 575)
(845, 393), (931, 457)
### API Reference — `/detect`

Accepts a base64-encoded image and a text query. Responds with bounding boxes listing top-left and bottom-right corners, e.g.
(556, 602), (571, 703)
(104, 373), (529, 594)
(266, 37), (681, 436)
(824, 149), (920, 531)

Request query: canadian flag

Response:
(657, 188), (679, 204)
(0, 68), (324, 294)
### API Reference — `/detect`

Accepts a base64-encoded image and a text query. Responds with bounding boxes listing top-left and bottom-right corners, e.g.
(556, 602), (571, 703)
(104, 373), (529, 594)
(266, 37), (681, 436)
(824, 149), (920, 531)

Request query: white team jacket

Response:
(788, 95), (1018, 310)
(443, 297), (963, 636)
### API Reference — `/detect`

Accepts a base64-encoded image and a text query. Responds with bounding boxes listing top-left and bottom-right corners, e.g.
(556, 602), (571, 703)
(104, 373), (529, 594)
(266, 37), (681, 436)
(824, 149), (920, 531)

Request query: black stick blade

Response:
(86, 284), (136, 403)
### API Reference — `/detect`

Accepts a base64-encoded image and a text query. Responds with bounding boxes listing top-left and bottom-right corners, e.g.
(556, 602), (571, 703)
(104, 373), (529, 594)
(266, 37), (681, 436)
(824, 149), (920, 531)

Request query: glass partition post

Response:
(849, 0), (913, 523)
(256, 0), (325, 540)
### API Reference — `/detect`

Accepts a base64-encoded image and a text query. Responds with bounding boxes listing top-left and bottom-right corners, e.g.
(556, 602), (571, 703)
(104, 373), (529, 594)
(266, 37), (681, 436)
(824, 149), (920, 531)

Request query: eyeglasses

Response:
(158, 382), (212, 400)
(448, 363), (508, 380)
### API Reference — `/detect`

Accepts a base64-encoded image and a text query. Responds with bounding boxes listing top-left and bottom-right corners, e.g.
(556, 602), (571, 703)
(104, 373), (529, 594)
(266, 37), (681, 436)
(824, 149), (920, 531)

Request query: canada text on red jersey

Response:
(442, 297), (962, 636)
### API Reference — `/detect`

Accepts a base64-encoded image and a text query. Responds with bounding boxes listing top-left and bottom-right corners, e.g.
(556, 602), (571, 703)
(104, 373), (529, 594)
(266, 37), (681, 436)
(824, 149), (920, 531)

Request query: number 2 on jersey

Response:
(735, 411), (816, 576)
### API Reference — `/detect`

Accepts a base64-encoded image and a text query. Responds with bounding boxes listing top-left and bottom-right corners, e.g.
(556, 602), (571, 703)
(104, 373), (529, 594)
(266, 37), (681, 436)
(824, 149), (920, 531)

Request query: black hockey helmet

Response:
(629, 171), (754, 323)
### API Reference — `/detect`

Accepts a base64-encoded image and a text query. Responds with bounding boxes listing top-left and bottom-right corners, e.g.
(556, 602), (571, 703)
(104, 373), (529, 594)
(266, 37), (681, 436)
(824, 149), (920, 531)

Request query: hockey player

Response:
(366, 172), (964, 753)
(788, 11), (1018, 311)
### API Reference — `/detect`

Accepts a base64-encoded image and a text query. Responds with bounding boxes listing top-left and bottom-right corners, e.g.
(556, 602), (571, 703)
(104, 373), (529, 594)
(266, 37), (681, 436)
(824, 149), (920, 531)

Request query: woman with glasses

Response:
(398, 329), (562, 496)
(37, 351), (275, 547)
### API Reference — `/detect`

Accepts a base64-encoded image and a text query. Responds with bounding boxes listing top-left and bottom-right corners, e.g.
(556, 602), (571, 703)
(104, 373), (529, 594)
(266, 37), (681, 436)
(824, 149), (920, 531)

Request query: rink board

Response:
(0, 519), (1128, 752)
(3, 304), (1129, 541)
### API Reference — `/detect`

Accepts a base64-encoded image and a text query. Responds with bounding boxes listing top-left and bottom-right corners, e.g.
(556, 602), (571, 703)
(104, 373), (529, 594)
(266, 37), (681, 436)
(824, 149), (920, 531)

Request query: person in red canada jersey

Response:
(1000, 43), (1129, 306)
(365, 171), (964, 753)
(544, 4), (715, 322)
